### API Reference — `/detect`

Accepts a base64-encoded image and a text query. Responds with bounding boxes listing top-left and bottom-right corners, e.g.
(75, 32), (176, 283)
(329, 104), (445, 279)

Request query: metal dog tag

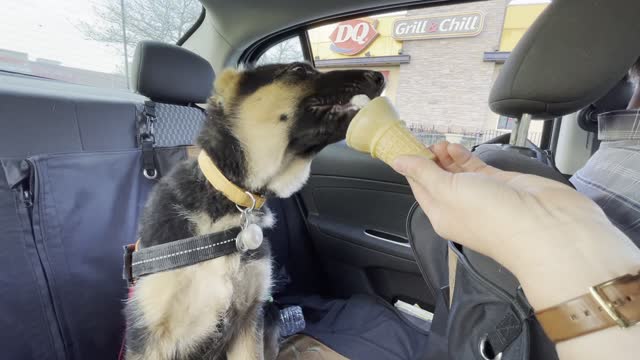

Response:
(236, 191), (263, 252)
(237, 223), (263, 252)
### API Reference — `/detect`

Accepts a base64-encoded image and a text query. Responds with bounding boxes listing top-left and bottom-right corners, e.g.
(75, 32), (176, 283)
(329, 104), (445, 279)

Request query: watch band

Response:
(535, 272), (640, 343)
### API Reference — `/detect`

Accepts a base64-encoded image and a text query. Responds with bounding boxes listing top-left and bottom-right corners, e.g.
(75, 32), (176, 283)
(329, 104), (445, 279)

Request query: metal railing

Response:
(407, 124), (541, 149)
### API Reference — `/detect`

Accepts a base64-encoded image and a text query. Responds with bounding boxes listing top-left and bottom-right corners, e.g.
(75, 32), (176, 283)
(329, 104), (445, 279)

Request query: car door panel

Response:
(300, 141), (435, 309)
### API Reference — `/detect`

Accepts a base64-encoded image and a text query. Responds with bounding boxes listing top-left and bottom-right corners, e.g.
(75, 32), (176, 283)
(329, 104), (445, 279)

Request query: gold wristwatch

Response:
(535, 271), (640, 342)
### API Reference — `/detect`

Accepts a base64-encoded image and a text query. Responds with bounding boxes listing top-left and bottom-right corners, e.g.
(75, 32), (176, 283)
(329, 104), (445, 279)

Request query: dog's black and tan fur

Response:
(124, 62), (384, 360)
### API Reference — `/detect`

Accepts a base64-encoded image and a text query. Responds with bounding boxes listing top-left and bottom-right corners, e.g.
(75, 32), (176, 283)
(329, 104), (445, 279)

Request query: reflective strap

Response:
(123, 227), (241, 283)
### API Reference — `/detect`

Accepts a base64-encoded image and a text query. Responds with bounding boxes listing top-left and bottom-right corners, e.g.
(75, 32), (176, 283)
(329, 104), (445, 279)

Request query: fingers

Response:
(430, 141), (512, 182)
(430, 141), (459, 171)
(447, 143), (496, 174)
(429, 141), (486, 173)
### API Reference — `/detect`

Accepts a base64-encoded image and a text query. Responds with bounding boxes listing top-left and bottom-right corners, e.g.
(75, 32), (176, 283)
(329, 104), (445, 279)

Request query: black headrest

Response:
(131, 41), (214, 104)
(489, 0), (640, 119)
(577, 77), (634, 132)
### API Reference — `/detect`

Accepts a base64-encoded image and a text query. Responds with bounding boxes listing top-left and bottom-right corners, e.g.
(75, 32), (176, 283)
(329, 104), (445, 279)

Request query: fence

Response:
(406, 124), (541, 149)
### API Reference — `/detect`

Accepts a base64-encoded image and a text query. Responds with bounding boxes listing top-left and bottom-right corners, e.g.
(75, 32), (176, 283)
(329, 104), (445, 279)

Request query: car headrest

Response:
(577, 76), (634, 132)
(489, 0), (640, 119)
(131, 41), (214, 104)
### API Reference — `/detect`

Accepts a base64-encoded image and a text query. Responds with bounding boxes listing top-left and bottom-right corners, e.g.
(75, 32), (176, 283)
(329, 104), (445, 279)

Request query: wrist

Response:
(506, 222), (640, 311)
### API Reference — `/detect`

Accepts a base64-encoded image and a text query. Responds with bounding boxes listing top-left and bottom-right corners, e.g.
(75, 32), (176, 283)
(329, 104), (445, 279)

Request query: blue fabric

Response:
(0, 159), (64, 360)
(29, 150), (156, 359)
(279, 294), (430, 360)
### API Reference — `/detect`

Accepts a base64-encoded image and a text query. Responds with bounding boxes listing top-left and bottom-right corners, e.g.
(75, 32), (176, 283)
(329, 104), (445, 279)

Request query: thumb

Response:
(392, 155), (458, 237)
(391, 155), (452, 195)
(391, 155), (449, 186)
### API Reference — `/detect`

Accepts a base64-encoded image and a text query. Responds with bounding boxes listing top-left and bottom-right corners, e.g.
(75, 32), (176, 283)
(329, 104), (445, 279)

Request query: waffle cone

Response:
(346, 97), (435, 165)
(371, 123), (435, 164)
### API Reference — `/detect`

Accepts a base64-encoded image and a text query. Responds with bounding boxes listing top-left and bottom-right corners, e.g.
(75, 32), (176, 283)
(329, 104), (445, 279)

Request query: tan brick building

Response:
(395, 1), (507, 130)
(309, 0), (549, 146)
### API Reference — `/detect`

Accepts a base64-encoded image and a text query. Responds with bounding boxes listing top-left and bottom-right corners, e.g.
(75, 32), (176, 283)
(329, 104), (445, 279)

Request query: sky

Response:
(0, 0), (551, 75)
(1, 0), (124, 73)
(509, 0), (551, 4)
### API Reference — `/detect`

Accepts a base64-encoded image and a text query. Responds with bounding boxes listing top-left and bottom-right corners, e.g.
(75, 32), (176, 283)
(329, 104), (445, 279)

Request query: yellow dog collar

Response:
(197, 151), (266, 209)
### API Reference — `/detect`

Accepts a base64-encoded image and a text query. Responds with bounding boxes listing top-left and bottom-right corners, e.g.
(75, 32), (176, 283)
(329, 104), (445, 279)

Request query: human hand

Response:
(392, 141), (639, 310)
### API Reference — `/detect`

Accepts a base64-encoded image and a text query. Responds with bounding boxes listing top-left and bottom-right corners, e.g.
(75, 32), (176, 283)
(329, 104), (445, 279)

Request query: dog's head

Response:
(203, 62), (385, 197)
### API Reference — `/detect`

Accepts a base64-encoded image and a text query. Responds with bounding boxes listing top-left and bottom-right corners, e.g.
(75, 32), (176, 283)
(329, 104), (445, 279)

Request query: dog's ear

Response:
(214, 68), (241, 107)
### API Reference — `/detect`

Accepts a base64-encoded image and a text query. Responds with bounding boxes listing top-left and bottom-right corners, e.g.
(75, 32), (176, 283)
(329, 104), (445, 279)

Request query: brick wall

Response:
(395, 0), (508, 129)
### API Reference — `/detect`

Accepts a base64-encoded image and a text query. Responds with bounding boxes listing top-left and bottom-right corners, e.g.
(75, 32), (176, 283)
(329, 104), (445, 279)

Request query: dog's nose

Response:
(365, 71), (385, 87)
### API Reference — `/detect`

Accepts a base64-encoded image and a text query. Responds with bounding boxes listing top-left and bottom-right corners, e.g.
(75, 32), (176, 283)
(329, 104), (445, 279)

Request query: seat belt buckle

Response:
(138, 101), (158, 179)
(123, 244), (136, 285)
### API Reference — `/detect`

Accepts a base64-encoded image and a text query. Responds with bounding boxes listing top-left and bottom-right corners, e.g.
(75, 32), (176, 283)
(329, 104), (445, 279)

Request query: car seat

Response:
(0, 40), (214, 360)
(408, 0), (640, 359)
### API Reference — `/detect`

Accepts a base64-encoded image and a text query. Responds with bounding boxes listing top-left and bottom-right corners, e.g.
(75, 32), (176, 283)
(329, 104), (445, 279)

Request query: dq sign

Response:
(329, 19), (379, 56)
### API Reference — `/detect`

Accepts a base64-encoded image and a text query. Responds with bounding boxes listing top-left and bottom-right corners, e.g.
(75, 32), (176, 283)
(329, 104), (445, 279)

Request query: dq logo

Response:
(329, 19), (379, 56)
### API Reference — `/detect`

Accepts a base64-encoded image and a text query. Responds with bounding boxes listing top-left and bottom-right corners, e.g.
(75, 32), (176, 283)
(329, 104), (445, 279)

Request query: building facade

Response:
(309, 0), (550, 145)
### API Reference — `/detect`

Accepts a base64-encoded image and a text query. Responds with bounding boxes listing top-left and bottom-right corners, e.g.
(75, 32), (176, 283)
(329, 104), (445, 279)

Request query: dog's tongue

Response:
(349, 94), (371, 110)
(350, 94), (371, 108)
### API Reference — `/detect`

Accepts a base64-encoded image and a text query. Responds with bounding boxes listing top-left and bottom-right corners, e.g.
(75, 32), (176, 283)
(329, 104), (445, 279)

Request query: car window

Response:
(0, 0), (202, 90)
(306, 0), (551, 148)
(255, 36), (305, 66)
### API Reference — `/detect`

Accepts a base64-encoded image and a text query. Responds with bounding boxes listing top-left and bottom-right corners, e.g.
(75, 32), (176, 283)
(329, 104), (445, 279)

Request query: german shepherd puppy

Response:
(124, 62), (385, 360)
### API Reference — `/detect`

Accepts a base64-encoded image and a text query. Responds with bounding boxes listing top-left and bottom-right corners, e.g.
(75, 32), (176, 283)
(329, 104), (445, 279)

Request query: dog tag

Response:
(237, 223), (263, 252)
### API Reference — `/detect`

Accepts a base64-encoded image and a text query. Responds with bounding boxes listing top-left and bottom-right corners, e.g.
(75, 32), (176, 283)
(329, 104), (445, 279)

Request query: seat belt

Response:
(138, 101), (158, 179)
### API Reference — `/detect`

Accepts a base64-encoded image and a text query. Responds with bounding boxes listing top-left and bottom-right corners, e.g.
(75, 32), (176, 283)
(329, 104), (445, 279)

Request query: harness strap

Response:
(123, 227), (241, 284)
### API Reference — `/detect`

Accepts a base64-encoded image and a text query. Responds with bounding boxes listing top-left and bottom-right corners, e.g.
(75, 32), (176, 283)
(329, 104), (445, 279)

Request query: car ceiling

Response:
(199, 0), (474, 63)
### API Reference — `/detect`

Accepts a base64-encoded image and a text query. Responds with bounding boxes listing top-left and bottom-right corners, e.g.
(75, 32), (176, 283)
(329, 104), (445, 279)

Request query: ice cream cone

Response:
(346, 96), (435, 165)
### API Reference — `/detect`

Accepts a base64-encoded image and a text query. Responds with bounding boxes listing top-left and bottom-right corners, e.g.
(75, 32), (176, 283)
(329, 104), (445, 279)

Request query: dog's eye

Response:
(290, 65), (308, 75)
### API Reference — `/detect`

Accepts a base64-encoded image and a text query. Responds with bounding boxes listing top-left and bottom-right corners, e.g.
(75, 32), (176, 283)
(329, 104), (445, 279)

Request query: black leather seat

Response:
(408, 0), (640, 359)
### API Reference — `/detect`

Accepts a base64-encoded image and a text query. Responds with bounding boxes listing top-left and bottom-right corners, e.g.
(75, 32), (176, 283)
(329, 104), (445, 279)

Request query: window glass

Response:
(307, 0), (551, 148)
(256, 37), (304, 66)
(0, 0), (202, 90)
(497, 116), (516, 130)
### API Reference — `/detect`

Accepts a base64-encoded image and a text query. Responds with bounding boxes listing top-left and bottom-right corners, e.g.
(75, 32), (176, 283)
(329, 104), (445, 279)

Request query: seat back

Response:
(577, 76), (634, 133)
(408, 149), (567, 360)
(0, 76), (144, 158)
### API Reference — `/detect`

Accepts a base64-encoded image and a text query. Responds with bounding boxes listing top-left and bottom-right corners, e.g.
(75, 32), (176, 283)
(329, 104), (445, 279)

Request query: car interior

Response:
(1, 0), (638, 359)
